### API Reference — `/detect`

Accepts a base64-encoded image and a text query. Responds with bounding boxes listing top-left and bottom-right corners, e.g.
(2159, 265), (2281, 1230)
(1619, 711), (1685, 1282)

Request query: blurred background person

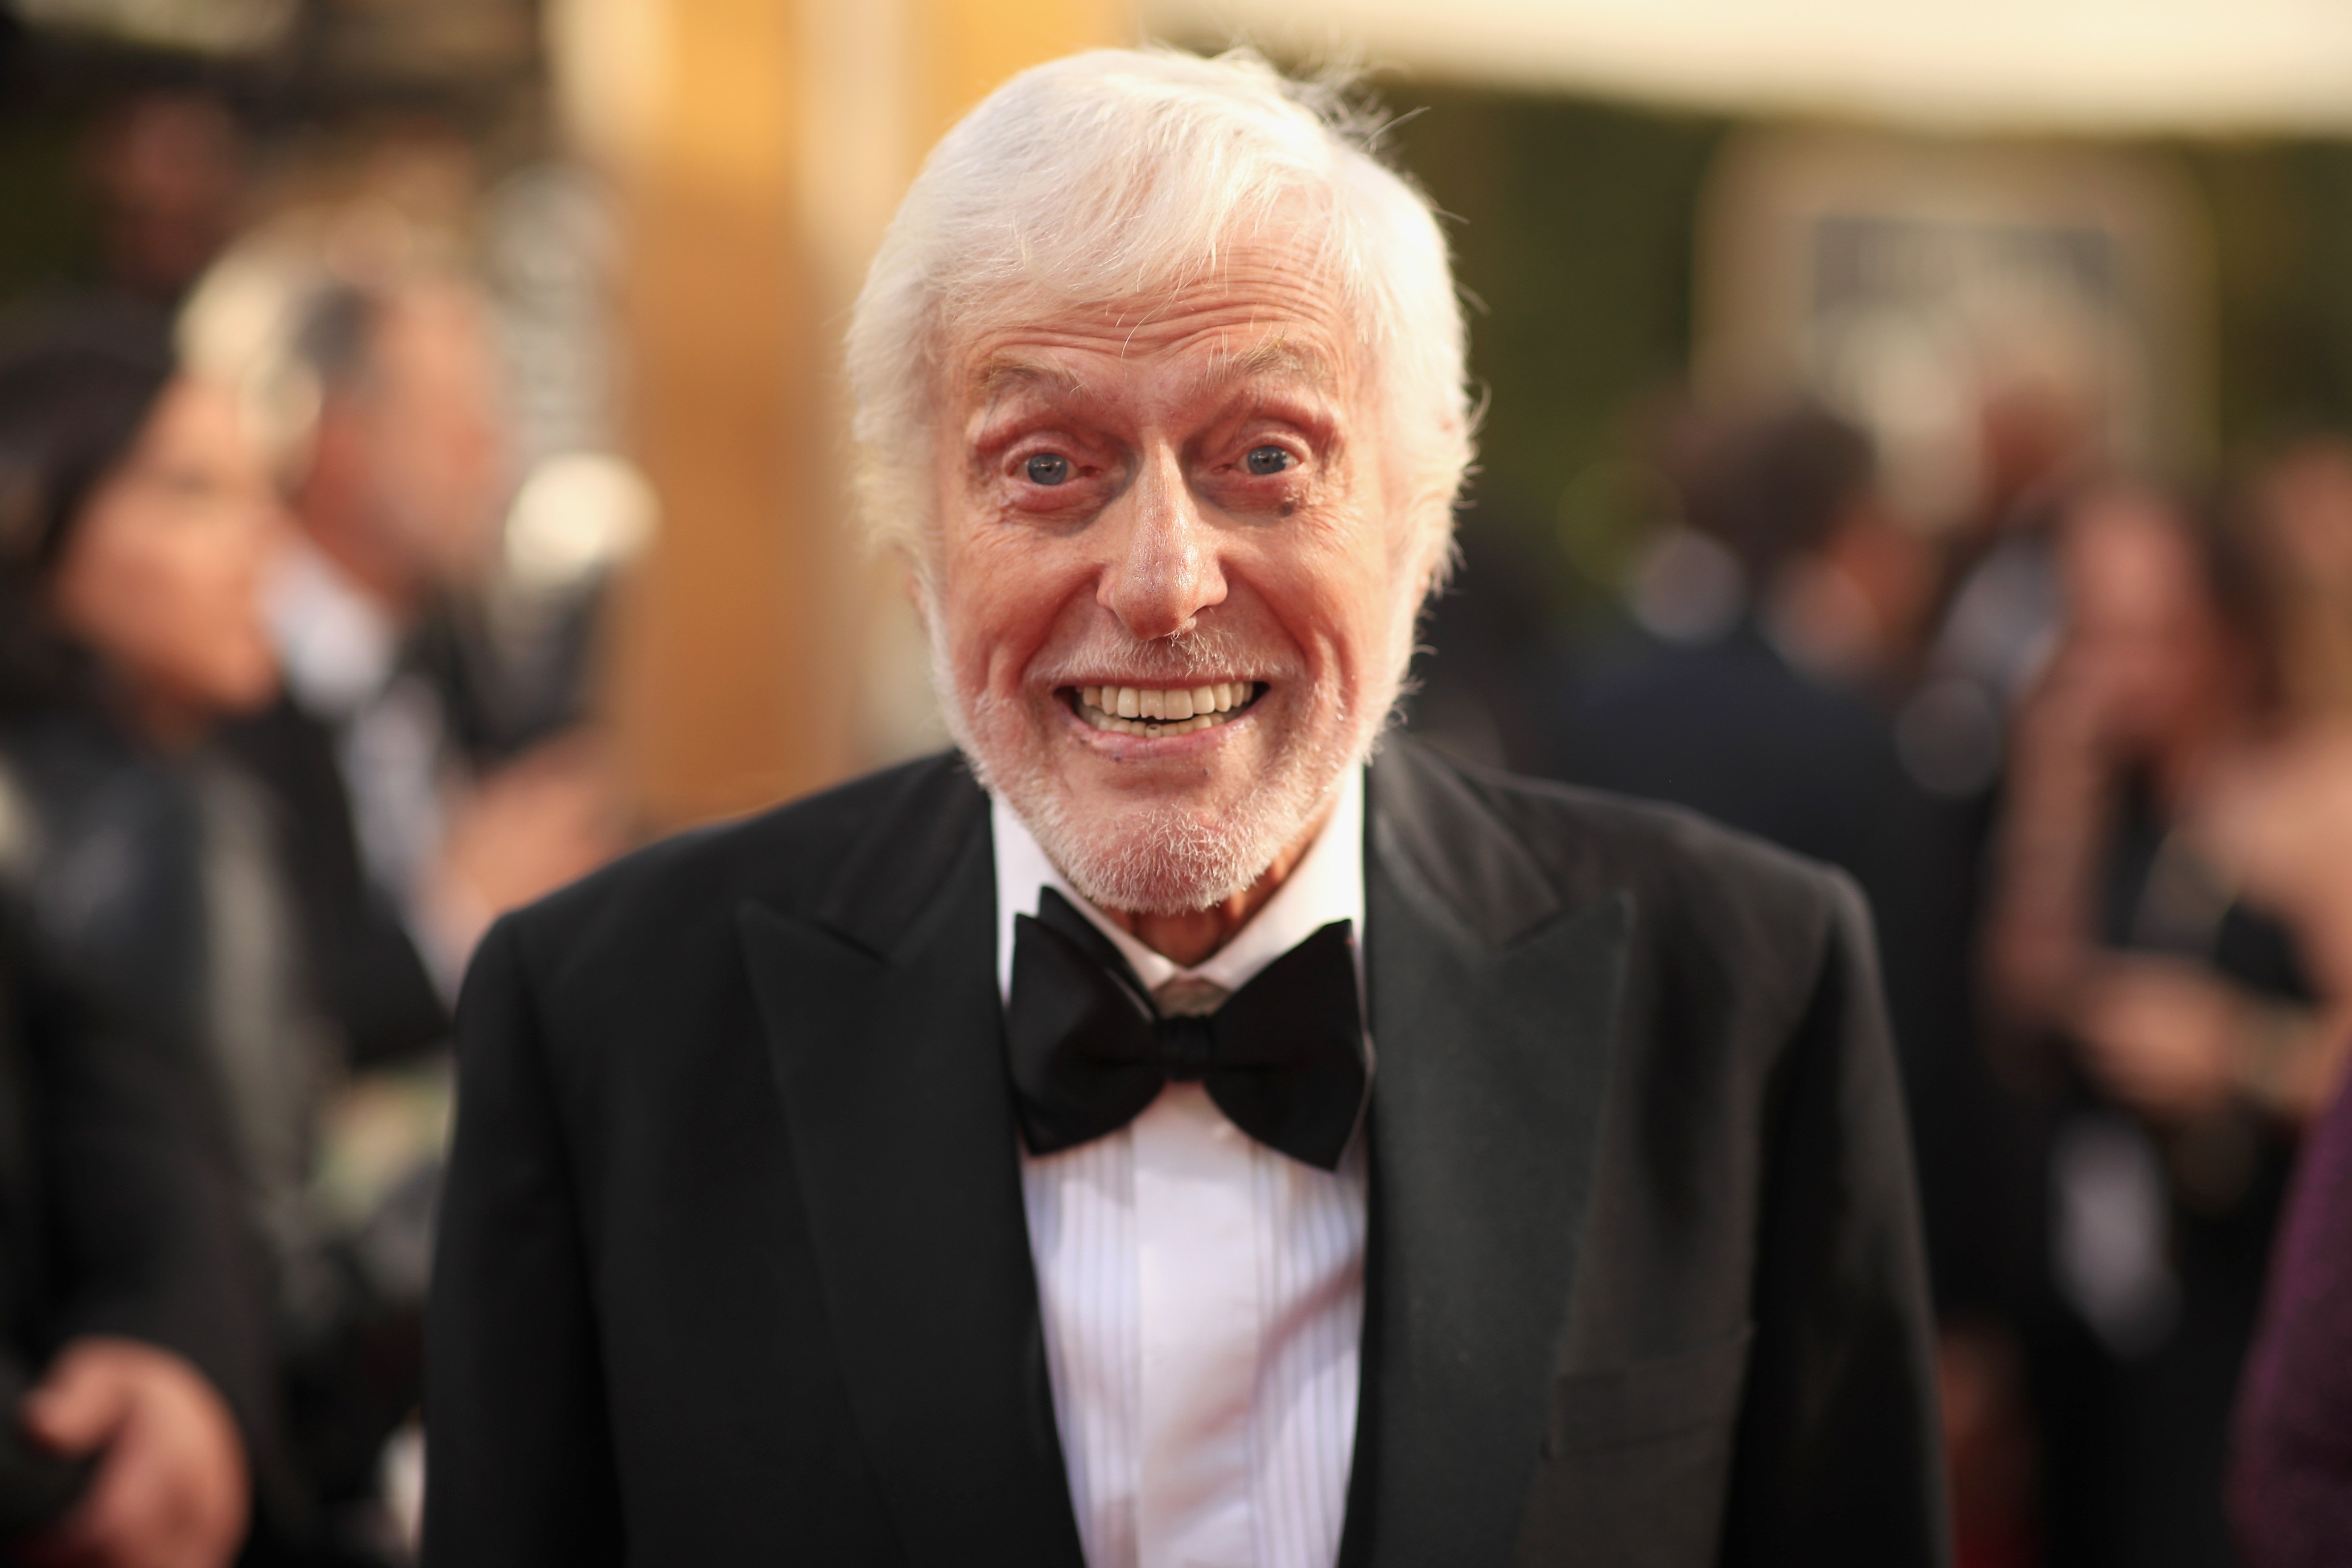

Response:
(1547, 403), (1961, 1107)
(2191, 442), (2352, 1111)
(1907, 344), (2112, 793)
(212, 219), (626, 1035)
(1543, 398), (2039, 1564)
(202, 244), (629, 1539)
(0, 313), (442, 1565)
(1982, 485), (2350, 1568)
(2212, 436), (2352, 1567)
(1551, 401), (1929, 856)
(198, 211), (630, 1559)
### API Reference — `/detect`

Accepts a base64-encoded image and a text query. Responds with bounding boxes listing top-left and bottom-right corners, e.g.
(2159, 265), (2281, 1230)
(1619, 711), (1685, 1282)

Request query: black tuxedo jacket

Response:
(423, 740), (1949, 1567)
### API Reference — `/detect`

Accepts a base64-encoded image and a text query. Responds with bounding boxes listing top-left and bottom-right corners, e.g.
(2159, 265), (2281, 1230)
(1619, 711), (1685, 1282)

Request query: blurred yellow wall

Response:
(556, 0), (1127, 828)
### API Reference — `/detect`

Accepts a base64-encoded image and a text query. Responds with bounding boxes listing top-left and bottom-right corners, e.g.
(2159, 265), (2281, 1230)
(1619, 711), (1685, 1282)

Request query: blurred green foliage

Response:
(2181, 139), (2352, 461)
(0, 107), (101, 305)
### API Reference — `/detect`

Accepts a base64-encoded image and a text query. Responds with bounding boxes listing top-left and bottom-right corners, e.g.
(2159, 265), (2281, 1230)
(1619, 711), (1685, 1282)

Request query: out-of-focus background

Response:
(9, 1), (2352, 1564)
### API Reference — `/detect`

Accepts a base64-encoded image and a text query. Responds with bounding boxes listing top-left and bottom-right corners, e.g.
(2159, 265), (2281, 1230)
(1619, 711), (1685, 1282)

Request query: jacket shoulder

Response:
(1373, 743), (1853, 912)
(1380, 738), (1859, 967)
(1489, 762), (1844, 903)
(494, 750), (980, 984)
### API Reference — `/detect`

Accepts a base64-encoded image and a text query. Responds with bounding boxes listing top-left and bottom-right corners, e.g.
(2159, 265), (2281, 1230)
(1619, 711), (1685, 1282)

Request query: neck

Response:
(1098, 796), (1339, 967)
(295, 500), (420, 626)
(110, 675), (210, 755)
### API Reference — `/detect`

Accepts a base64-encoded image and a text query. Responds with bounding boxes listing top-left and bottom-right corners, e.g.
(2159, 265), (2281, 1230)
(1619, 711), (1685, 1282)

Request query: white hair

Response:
(844, 46), (1474, 593)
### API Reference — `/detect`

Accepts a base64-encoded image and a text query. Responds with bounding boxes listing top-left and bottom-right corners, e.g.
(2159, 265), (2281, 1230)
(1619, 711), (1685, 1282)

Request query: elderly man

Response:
(424, 48), (1947, 1568)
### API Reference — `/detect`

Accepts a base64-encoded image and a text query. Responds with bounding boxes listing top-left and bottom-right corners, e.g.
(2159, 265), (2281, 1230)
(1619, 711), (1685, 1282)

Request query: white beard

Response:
(932, 621), (1398, 915)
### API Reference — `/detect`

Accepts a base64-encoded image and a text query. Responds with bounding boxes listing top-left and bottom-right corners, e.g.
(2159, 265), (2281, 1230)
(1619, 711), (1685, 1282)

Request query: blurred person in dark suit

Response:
(1551, 401), (2036, 1564)
(1547, 405), (2000, 1275)
(0, 319), (422, 1565)
(188, 214), (628, 1562)
(1553, 403), (1933, 872)
(1984, 486), (2344, 1568)
(219, 260), (624, 1529)
(426, 50), (1947, 1568)
(233, 254), (622, 1017)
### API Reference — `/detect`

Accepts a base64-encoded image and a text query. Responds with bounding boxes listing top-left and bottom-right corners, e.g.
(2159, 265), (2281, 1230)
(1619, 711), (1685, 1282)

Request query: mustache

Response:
(1027, 624), (1299, 687)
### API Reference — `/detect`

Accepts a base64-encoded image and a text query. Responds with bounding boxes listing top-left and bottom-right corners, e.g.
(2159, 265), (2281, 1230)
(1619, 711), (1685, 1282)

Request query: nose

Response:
(1100, 448), (1226, 641)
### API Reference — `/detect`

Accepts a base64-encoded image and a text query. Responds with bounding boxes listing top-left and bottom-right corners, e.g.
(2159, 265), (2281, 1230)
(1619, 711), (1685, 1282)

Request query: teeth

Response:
(1069, 682), (1258, 738)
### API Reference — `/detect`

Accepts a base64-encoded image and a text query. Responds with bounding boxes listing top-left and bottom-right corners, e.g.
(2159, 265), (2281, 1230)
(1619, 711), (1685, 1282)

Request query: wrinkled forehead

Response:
(933, 258), (1368, 425)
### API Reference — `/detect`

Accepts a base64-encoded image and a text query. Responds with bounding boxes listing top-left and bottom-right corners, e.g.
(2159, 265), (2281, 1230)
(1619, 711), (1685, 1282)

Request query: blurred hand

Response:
(2070, 958), (2241, 1124)
(427, 730), (630, 975)
(14, 1338), (246, 1568)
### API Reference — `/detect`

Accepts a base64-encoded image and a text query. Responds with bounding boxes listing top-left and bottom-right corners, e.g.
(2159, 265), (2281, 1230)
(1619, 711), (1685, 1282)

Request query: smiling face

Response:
(927, 239), (1433, 914)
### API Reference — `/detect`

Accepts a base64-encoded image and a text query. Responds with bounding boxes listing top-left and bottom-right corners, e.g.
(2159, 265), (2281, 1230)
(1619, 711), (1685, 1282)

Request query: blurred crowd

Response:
(4, 60), (2352, 1568)
(1421, 366), (2352, 1565)
(0, 88), (634, 1566)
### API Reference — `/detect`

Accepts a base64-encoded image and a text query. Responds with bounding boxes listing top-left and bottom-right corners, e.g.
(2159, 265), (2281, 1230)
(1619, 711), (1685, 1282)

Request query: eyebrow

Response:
(968, 338), (1341, 410)
(972, 357), (1091, 403)
(1197, 339), (1338, 396)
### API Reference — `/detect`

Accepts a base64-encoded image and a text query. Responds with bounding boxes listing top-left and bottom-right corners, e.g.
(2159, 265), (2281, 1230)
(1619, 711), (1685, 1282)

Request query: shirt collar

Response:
(992, 767), (1366, 1007)
(266, 538), (401, 716)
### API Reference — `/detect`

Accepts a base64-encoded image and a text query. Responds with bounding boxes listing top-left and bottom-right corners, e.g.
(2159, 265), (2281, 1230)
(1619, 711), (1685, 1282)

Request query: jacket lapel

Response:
(737, 760), (1083, 1567)
(1343, 743), (1632, 1567)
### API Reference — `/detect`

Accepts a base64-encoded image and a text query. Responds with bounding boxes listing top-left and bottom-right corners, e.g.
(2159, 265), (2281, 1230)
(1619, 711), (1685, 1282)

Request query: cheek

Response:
(59, 513), (268, 690)
(1253, 515), (1409, 678)
(934, 510), (1093, 695)
(51, 513), (156, 660)
(171, 525), (277, 703)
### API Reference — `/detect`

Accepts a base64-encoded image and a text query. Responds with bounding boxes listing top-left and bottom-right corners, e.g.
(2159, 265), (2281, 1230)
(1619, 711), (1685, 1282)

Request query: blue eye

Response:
(1245, 445), (1293, 475)
(1025, 453), (1071, 486)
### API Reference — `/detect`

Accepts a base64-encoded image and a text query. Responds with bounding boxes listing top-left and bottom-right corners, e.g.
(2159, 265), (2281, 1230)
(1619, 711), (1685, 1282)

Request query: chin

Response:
(950, 674), (1378, 916)
(207, 658), (283, 716)
(1024, 790), (1291, 915)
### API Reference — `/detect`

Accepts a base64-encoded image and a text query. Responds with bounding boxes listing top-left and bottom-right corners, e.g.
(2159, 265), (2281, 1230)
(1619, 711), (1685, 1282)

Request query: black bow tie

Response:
(1005, 887), (1369, 1171)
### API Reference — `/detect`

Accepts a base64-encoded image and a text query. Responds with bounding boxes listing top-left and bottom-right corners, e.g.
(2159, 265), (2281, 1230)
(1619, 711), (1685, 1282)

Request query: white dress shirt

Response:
(265, 540), (465, 993)
(994, 774), (1370, 1568)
